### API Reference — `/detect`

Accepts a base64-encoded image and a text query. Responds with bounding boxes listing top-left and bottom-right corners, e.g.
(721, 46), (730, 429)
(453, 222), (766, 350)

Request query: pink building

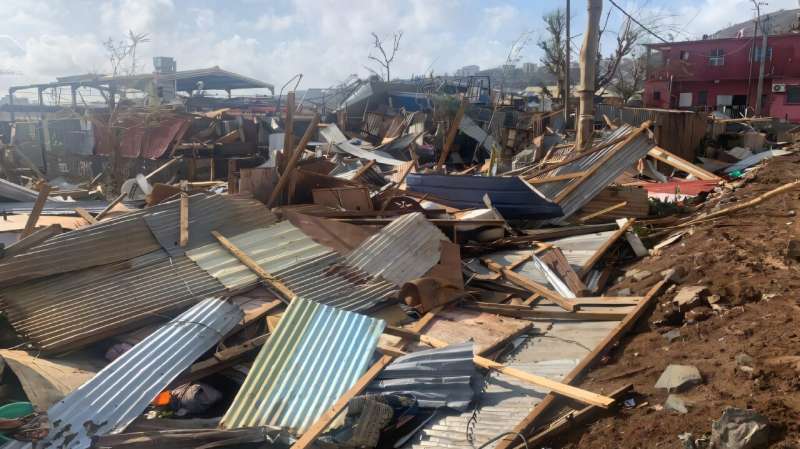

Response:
(644, 34), (800, 121)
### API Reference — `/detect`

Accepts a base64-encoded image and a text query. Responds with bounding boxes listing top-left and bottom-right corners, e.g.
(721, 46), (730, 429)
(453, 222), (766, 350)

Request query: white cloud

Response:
(484, 5), (519, 32)
(254, 12), (294, 31)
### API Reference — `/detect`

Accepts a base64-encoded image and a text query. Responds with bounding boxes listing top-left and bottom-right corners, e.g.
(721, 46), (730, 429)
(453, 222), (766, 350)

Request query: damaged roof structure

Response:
(0, 9), (800, 449)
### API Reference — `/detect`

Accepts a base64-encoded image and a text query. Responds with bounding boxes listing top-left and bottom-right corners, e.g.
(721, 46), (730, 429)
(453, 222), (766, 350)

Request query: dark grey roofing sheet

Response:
(0, 249), (227, 352)
(367, 342), (478, 411)
(0, 200), (109, 215)
(143, 194), (277, 257)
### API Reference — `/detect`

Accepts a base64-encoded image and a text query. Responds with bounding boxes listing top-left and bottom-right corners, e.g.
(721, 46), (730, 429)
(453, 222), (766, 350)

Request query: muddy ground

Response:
(562, 154), (800, 449)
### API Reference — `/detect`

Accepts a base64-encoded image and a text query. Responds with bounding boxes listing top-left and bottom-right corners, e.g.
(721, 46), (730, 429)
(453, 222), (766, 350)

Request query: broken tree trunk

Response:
(575, 0), (603, 152)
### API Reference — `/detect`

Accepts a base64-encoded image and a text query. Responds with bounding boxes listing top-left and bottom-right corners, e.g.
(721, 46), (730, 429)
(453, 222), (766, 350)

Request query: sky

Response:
(1, 0), (799, 100)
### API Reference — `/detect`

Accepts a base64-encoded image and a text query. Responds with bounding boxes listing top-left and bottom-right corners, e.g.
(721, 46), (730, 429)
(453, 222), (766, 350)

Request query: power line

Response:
(607, 0), (670, 44)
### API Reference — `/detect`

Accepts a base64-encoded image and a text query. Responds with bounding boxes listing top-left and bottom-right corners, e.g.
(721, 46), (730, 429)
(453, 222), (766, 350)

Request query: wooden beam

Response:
(351, 160), (376, 182)
(211, 230), (296, 301)
(74, 207), (98, 225)
(174, 334), (269, 385)
(464, 302), (628, 321)
(554, 122), (650, 203)
(578, 218), (635, 277)
(3, 224), (61, 258)
(482, 258), (577, 312)
(267, 114), (320, 208)
(282, 92), (295, 173)
(523, 384), (632, 448)
(20, 183), (51, 239)
(527, 171), (587, 185)
(435, 96), (468, 170)
(496, 278), (669, 449)
(577, 201), (628, 223)
(648, 146), (721, 181)
(179, 181), (189, 247)
(95, 158), (181, 221)
(382, 326), (615, 409)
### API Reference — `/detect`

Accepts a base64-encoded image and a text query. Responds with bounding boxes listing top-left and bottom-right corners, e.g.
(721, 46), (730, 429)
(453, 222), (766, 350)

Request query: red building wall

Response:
(644, 34), (800, 121)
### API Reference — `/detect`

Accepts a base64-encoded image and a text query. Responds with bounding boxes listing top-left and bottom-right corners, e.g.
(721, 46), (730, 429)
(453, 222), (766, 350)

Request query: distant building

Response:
(643, 32), (800, 121)
(455, 65), (480, 77)
(0, 95), (28, 106)
(522, 62), (537, 74)
(501, 64), (516, 72)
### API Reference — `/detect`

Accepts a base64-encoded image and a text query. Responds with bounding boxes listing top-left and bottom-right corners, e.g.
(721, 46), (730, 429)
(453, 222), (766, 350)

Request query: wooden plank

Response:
(464, 302), (628, 321)
(20, 183), (51, 239)
(293, 308), (440, 449)
(174, 334), (269, 385)
(435, 96), (468, 170)
(577, 201), (627, 223)
(523, 384), (632, 448)
(527, 171), (587, 184)
(648, 146), (721, 181)
(538, 247), (587, 295)
(351, 159), (376, 182)
(482, 258), (577, 312)
(554, 122), (650, 203)
(496, 278), (670, 449)
(211, 230), (296, 301)
(578, 218), (635, 278)
(267, 114), (320, 207)
(382, 327), (616, 408)
(282, 92), (295, 173)
(179, 181), (189, 247)
(95, 158), (181, 221)
(74, 207), (98, 225)
(3, 224), (61, 258)
(418, 308), (532, 355)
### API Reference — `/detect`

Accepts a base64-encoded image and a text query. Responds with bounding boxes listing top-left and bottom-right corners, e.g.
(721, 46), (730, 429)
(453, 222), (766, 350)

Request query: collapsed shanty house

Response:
(0, 46), (799, 449)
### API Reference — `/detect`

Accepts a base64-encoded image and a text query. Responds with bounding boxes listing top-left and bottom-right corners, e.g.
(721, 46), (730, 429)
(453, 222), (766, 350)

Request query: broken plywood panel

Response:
(420, 307), (533, 355)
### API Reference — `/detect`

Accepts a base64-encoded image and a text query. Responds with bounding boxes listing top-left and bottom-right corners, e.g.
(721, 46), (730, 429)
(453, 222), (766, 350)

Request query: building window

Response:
(787, 85), (800, 104)
(680, 50), (690, 60)
(653, 91), (661, 101)
(709, 49), (725, 66)
(752, 46), (773, 62)
(698, 91), (708, 106)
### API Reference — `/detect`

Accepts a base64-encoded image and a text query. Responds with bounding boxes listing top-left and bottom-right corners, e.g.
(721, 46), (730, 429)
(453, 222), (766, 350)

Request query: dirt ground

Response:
(563, 154), (800, 449)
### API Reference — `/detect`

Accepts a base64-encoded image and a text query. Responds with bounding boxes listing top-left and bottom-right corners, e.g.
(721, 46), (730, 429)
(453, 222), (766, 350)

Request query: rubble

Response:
(0, 19), (798, 449)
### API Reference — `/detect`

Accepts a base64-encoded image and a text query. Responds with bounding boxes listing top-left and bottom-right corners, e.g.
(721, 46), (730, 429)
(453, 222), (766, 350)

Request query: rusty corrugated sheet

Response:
(220, 297), (384, 434)
(186, 221), (397, 312)
(344, 212), (449, 285)
(4, 297), (242, 449)
(0, 250), (227, 352)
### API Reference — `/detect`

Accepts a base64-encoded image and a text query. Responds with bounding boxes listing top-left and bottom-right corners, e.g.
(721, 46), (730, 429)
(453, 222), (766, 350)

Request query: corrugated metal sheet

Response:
(319, 123), (406, 166)
(0, 178), (40, 202)
(344, 212), (448, 285)
(220, 297), (385, 434)
(367, 342), (478, 411)
(4, 297), (242, 449)
(0, 250), (227, 352)
(546, 230), (618, 270)
(187, 221), (397, 312)
(0, 200), (110, 215)
(724, 149), (791, 173)
(532, 125), (655, 222)
(404, 320), (620, 448)
(143, 194), (277, 256)
(466, 250), (577, 298)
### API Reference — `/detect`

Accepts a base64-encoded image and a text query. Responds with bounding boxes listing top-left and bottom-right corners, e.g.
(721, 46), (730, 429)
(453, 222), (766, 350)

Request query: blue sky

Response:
(1, 0), (798, 99)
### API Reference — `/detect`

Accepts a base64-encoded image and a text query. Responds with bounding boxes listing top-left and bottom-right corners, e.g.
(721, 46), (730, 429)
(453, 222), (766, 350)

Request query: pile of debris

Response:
(0, 87), (797, 449)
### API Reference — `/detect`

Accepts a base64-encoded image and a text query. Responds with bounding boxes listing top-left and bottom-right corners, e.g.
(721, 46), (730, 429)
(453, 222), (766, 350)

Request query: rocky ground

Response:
(562, 154), (800, 448)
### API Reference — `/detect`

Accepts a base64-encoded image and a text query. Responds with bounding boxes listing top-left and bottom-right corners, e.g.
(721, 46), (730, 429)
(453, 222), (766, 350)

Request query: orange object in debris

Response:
(152, 390), (171, 407)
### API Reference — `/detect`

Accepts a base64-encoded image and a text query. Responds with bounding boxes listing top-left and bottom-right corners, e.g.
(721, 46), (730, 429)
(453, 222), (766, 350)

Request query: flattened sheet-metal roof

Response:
(221, 297), (385, 434)
(344, 212), (448, 286)
(1, 250), (227, 352)
(4, 297), (242, 449)
(144, 194), (277, 257)
(187, 221), (397, 312)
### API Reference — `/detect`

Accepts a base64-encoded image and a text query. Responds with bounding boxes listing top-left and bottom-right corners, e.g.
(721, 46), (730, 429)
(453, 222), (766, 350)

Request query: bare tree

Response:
(102, 30), (150, 77)
(610, 54), (647, 103)
(367, 31), (403, 82)
(501, 30), (535, 94)
(538, 9), (568, 105)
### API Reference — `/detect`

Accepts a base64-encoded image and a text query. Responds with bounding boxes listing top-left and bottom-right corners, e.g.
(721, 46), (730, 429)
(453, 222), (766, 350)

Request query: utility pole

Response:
(755, 11), (769, 116)
(564, 0), (570, 126)
(576, 0), (603, 152)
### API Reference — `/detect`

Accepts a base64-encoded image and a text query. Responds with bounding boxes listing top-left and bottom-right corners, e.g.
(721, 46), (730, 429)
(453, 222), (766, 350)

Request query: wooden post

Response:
(20, 183), (50, 239)
(575, 0), (603, 152)
(435, 96), (467, 170)
(74, 207), (98, 225)
(266, 114), (320, 208)
(179, 181), (189, 247)
(95, 158), (181, 221)
(282, 92), (295, 173)
(227, 159), (238, 194)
